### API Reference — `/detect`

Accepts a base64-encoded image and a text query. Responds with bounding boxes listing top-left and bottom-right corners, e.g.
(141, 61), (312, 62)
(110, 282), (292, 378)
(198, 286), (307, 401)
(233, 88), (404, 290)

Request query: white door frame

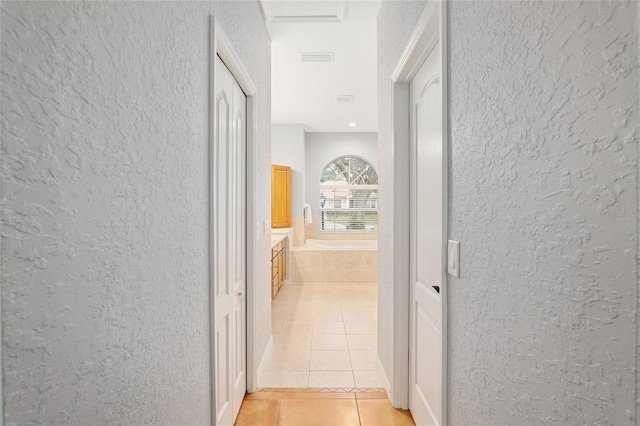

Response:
(388, 1), (448, 420)
(209, 16), (259, 425)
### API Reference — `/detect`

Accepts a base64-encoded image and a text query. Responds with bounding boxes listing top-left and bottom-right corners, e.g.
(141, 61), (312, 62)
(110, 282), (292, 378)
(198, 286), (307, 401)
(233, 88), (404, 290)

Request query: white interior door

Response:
(213, 55), (247, 426)
(409, 40), (444, 426)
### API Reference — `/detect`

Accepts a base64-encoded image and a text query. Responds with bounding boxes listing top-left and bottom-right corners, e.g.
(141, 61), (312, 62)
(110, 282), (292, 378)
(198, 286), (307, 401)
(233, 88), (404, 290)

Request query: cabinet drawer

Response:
(272, 273), (279, 299)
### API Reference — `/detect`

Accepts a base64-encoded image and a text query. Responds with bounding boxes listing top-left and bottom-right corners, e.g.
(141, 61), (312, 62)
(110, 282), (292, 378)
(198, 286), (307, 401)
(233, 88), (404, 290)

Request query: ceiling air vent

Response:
(299, 52), (334, 63)
(336, 95), (355, 103)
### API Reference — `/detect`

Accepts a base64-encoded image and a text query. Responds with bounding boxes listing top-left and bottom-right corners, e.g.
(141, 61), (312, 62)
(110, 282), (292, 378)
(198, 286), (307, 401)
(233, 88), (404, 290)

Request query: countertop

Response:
(271, 234), (286, 249)
(270, 227), (292, 249)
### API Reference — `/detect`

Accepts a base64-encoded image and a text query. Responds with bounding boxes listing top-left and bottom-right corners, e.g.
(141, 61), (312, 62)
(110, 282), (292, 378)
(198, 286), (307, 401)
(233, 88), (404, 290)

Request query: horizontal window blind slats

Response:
(319, 185), (378, 232)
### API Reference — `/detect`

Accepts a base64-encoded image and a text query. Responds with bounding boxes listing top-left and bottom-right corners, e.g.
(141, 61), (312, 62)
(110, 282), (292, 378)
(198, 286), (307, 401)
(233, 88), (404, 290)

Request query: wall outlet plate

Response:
(447, 240), (460, 278)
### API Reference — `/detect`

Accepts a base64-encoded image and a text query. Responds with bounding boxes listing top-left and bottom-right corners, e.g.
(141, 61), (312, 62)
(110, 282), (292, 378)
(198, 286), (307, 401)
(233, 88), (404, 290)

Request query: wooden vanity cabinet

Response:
(271, 239), (287, 299)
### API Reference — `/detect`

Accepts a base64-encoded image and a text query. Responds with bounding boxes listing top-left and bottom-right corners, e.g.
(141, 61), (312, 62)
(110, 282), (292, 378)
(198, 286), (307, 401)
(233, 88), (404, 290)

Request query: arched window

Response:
(319, 156), (378, 231)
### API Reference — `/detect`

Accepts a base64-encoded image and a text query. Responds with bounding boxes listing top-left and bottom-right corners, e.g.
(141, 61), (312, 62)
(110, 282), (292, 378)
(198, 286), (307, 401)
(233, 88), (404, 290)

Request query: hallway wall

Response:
(376, 0), (428, 401)
(378, 1), (637, 424)
(0, 2), (271, 425)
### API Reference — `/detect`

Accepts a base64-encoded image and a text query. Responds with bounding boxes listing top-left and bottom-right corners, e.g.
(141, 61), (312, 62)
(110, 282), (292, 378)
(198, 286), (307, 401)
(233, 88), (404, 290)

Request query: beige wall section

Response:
(0, 2), (271, 424)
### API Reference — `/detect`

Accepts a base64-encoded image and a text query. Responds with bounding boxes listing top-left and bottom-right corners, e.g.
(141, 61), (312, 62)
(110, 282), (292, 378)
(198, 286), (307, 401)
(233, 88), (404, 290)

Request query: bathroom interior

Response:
(260, 2), (380, 389)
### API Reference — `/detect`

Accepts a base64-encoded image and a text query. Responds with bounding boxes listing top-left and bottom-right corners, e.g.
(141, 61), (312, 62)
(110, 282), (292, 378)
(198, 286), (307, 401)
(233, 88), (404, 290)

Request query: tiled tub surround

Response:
(290, 243), (378, 284)
(261, 283), (380, 389)
(304, 215), (377, 241)
(292, 215), (377, 249)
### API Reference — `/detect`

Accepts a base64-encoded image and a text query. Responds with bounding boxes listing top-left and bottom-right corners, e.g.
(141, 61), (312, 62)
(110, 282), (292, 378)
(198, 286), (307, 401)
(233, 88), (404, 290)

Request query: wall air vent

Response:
(336, 95), (355, 103)
(299, 52), (334, 63)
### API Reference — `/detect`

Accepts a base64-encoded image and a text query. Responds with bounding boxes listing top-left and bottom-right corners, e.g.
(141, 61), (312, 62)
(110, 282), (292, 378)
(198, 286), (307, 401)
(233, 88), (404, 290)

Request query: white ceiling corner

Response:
(263, 0), (381, 133)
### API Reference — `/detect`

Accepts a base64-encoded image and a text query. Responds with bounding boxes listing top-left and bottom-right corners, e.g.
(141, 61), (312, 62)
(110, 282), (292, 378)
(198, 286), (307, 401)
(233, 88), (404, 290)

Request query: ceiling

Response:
(261, 1), (380, 133)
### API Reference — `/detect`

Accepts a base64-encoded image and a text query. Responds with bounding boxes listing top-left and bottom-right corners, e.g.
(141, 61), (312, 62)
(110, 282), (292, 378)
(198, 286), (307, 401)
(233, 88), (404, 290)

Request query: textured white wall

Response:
(448, 2), (636, 423)
(379, 1), (637, 423)
(272, 124), (305, 217)
(637, 3), (640, 422)
(0, 1), (271, 425)
(305, 132), (378, 214)
(376, 0), (428, 393)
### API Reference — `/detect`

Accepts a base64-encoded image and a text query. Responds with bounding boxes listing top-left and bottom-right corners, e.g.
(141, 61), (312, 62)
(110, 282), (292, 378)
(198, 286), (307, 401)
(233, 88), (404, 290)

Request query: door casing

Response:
(384, 1), (448, 422)
(209, 16), (259, 425)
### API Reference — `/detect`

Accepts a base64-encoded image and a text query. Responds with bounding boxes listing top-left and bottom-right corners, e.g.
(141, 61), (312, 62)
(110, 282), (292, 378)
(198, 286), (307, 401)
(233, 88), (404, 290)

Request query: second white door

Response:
(213, 55), (247, 426)
(409, 38), (445, 426)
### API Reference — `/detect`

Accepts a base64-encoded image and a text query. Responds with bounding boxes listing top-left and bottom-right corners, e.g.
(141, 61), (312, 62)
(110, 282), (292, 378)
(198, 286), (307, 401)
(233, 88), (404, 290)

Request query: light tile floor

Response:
(235, 389), (415, 426)
(260, 283), (381, 389)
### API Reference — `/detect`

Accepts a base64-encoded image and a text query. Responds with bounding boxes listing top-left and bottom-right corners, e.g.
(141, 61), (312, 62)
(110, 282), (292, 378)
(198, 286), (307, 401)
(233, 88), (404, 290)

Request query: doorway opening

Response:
(262, 1), (381, 390)
(389, 2), (448, 423)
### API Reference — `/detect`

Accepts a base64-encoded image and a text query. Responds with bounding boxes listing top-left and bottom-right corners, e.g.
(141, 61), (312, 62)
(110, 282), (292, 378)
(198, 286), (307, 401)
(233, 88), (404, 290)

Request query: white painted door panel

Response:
(231, 71), (247, 422)
(409, 40), (443, 426)
(214, 55), (246, 426)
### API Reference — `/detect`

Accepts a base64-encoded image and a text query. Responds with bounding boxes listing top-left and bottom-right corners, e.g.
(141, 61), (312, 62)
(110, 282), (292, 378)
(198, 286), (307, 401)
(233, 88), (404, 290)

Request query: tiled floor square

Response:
(308, 370), (356, 388)
(259, 370), (309, 388)
(235, 399), (280, 426)
(311, 333), (348, 350)
(357, 399), (415, 425)
(349, 350), (377, 371)
(353, 370), (383, 388)
(277, 398), (359, 426)
(264, 348), (311, 371)
(313, 321), (345, 334)
(310, 350), (352, 370)
(347, 334), (377, 351)
(272, 332), (313, 350)
(344, 321), (376, 334)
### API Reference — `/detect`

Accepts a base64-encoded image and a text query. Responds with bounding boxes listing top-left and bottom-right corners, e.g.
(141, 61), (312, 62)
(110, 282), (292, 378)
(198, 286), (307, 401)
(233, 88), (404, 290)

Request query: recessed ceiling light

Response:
(349, 122), (357, 127)
(299, 52), (334, 63)
(337, 95), (355, 103)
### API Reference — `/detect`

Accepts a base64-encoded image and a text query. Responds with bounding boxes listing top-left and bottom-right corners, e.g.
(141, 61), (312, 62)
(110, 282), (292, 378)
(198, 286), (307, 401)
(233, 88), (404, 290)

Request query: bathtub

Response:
(290, 239), (378, 284)
(304, 239), (377, 250)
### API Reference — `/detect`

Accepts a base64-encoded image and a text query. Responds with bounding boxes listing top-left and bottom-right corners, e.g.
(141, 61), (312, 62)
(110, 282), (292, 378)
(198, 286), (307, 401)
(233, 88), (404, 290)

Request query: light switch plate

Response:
(447, 240), (460, 277)
(263, 220), (270, 236)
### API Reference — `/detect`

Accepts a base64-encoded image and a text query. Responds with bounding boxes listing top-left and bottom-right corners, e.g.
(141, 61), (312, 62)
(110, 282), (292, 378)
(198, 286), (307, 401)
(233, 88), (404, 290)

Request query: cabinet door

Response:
(271, 165), (291, 228)
(282, 244), (287, 279)
(272, 272), (279, 299)
(279, 250), (285, 286)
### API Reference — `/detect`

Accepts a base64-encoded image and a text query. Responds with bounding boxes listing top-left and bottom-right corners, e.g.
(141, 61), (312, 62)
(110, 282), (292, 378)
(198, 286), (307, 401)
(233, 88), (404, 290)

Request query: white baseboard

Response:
(376, 354), (391, 396)
(256, 335), (274, 388)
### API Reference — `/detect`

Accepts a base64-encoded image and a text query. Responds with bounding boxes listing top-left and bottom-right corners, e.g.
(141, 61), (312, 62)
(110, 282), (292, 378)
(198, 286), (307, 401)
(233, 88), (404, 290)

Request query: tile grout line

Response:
(276, 392), (283, 426)
(355, 392), (363, 426)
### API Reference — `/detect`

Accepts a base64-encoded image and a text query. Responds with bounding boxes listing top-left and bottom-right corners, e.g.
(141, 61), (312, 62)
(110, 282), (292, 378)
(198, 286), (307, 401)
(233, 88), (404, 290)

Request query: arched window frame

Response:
(319, 156), (378, 232)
